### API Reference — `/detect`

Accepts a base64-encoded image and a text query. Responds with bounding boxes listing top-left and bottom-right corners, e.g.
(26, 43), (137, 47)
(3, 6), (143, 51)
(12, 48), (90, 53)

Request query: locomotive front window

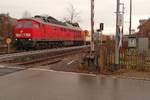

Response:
(33, 23), (39, 28)
(16, 22), (22, 28)
(24, 21), (30, 28)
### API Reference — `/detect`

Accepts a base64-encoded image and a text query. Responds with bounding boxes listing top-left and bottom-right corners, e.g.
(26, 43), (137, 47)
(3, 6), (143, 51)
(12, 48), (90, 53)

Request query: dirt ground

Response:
(112, 70), (150, 80)
(35, 52), (150, 81)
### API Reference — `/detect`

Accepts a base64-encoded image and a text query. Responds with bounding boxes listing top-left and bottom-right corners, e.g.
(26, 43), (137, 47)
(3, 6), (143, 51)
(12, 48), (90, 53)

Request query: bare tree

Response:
(22, 10), (31, 18)
(63, 3), (81, 23)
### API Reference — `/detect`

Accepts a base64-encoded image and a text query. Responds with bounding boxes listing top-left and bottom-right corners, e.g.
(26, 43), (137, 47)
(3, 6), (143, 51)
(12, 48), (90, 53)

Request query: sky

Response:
(0, 0), (150, 35)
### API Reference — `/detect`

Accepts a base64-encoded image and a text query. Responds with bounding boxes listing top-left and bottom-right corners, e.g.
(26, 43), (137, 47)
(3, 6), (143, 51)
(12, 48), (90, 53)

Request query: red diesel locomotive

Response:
(13, 15), (86, 50)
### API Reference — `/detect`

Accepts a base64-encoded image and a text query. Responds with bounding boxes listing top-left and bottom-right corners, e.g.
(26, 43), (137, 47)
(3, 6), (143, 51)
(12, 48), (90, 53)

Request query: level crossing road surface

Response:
(0, 68), (150, 100)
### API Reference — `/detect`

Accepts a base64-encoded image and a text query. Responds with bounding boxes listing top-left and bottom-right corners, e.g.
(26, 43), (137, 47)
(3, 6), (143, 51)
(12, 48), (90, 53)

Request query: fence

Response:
(100, 41), (150, 71)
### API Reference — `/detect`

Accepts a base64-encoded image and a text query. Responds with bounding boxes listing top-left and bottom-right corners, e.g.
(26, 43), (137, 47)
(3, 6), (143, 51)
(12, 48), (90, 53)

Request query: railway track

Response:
(0, 45), (89, 62)
(0, 45), (89, 76)
(10, 50), (84, 68)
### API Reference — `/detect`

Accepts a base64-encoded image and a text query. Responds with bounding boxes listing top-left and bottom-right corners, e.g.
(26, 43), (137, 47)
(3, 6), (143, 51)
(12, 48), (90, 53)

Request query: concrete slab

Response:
(0, 67), (23, 76)
(0, 68), (150, 100)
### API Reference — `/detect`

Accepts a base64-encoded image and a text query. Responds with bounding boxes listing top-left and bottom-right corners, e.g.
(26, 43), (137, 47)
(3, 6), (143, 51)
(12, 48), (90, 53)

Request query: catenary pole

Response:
(115, 0), (120, 65)
(129, 0), (132, 35)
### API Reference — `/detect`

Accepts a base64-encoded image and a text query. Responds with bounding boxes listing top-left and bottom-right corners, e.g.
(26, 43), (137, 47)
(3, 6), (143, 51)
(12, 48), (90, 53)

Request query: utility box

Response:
(128, 37), (137, 48)
(138, 37), (148, 52)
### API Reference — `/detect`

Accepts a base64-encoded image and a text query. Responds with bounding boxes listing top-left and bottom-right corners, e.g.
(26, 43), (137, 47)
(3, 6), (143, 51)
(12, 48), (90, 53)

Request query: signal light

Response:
(100, 23), (104, 31)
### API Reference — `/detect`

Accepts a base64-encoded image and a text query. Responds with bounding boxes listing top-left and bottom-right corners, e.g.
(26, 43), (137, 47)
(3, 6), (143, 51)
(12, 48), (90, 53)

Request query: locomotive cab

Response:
(14, 19), (41, 50)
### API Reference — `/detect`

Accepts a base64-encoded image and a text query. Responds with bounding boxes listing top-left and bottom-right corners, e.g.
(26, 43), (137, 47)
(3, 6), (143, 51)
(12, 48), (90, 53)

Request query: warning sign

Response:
(6, 38), (12, 44)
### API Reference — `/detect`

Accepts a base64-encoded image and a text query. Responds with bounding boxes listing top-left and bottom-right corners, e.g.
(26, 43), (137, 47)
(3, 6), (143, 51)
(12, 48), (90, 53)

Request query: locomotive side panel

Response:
(32, 21), (42, 40)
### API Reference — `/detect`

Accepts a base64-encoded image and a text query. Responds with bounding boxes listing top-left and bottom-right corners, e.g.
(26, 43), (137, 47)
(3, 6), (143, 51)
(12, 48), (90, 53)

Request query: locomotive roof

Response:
(19, 16), (82, 31)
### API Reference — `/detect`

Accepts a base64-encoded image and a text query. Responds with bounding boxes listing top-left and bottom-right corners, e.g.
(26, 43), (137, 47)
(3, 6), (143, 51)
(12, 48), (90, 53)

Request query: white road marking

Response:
(67, 60), (75, 65)
(0, 65), (25, 69)
(0, 65), (5, 68)
(28, 68), (97, 76)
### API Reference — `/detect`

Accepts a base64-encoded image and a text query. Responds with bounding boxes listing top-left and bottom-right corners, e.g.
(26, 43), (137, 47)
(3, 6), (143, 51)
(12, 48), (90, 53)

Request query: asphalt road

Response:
(0, 68), (150, 100)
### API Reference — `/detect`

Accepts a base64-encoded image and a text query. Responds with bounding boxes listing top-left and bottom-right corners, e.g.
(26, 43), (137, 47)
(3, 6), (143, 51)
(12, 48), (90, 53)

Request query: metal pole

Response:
(91, 0), (95, 52)
(122, 3), (125, 34)
(115, 0), (120, 65)
(129, 0), (132, 35)
(7, 44), (10, 54)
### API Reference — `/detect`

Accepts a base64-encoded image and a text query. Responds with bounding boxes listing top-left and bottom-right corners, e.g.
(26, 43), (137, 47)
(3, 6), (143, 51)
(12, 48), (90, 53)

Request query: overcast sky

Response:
(0, 0), (150, 34)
